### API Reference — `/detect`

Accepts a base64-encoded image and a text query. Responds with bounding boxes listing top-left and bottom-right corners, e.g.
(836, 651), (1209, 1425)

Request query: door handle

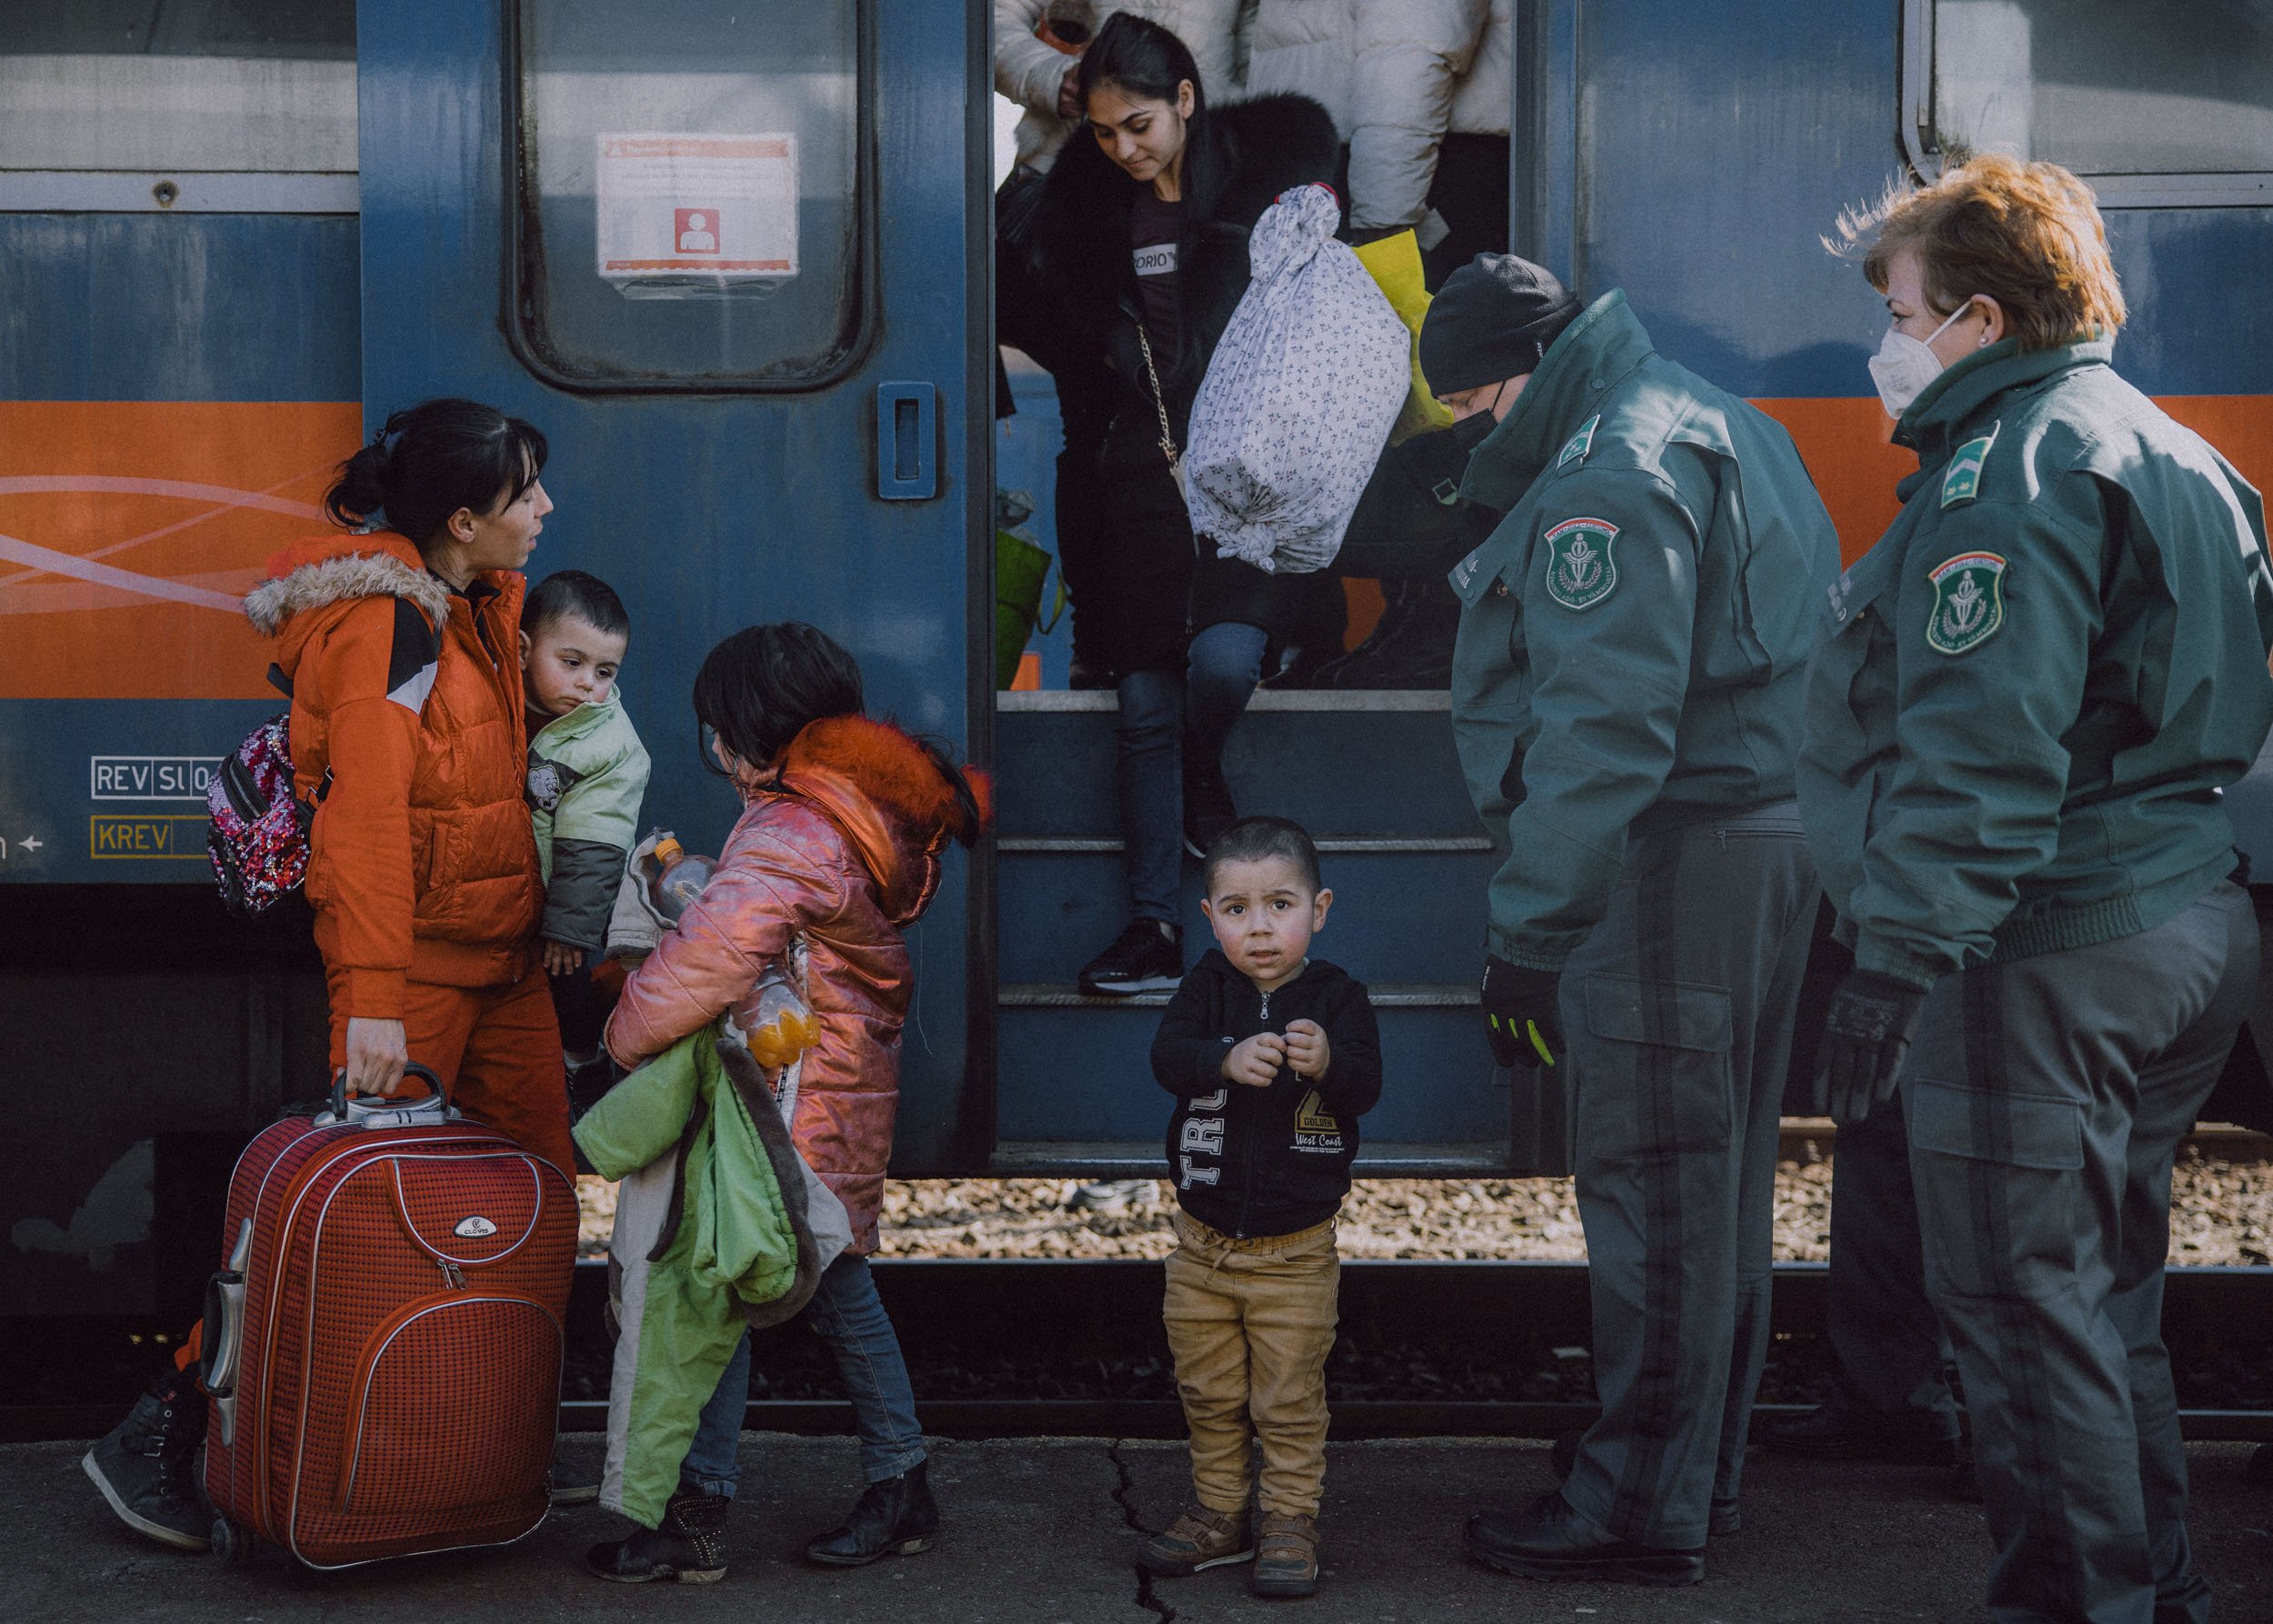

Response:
(876, 382), (937, 500)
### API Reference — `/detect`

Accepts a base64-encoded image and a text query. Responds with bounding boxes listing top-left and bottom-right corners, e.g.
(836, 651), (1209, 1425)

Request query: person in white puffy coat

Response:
(995, 0), (1245, 175)
(1243, 0), (1510, 271)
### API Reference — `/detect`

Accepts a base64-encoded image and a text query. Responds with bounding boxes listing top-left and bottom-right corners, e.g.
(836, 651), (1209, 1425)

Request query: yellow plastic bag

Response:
(1352, 230), (1457, 447)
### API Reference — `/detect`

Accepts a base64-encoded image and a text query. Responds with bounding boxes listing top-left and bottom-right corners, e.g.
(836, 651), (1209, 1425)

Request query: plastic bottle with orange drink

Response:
(639, 831), (818, 1069)
(746, 963), (821, 1068)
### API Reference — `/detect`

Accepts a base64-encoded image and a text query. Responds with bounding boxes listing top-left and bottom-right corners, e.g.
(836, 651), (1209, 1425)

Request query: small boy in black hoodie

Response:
(1141, 817), (1383, 1599)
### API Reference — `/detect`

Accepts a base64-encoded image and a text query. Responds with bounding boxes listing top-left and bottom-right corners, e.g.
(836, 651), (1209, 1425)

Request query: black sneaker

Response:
(83, 1369), (210, 1551)
(1078, 919), (1183, 996)
(1182, 753), (1239, 860)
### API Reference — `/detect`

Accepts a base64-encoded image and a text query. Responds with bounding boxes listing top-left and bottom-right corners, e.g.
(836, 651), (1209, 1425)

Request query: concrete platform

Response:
(15, 1435), (2272, 1621)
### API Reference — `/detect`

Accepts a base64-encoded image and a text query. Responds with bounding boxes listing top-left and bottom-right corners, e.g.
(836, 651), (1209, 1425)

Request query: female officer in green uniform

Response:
(1803, 155), (2273, 1624)
(1419, 256), (1839, 1584)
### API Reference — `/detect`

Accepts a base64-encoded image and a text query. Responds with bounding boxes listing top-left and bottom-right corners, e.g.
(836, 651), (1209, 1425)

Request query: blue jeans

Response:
(680, 1252), (926, 1498)
(1116, 621), (1267, 923)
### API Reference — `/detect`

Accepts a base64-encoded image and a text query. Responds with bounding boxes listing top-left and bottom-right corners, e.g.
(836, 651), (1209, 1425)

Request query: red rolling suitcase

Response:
(198, 1067), (577, 1569)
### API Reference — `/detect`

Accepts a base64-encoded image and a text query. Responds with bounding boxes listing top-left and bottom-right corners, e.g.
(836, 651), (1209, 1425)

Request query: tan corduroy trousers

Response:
(1162, 1208), (1341, 1518)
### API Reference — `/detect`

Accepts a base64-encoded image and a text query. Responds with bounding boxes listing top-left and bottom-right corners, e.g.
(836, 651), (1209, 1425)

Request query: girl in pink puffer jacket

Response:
(588, 623), (987, 1586)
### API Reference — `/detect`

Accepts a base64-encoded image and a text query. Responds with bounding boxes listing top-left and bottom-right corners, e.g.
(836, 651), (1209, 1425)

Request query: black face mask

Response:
(1449, 409), (1498, 456)
(1447, 378), (1512, 461)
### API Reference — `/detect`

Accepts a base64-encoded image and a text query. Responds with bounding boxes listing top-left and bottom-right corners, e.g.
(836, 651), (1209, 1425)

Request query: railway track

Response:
(9, 1258), (2270, 1445)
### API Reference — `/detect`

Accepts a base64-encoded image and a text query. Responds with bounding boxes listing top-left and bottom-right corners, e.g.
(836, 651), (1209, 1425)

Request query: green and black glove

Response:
(1817, 967), (1929, 1124)
(1480, 956), (1565, 1069)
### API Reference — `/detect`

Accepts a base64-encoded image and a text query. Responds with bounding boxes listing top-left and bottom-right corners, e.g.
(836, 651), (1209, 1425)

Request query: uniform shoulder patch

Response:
(1925, 550), (2008, 655)
(1556, 414), (1601, 469)
(1542, 516), (1621, 611)
(1939, 422), (2001, 508)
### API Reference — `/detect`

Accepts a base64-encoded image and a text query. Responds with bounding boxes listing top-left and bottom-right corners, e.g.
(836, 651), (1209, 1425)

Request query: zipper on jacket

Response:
(1237, 983), (1269, 1239)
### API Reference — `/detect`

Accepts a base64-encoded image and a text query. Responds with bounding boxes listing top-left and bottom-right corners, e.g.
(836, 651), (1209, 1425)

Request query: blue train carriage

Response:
(2, 1), (2269, 1338)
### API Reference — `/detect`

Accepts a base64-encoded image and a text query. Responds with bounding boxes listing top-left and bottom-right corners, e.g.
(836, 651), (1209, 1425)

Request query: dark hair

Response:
(1204, 816), (1322, 897)
(523, 569), (629, 641)
(323, 397), (549, 551)
(1077, 11), (1206, 121)
(693, 622), (866, 774)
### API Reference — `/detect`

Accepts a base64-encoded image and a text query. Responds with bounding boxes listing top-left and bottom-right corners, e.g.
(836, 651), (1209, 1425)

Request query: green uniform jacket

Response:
(1447, 290), (1841, 968)
(574, 1027), (853, 1527)
(526, 687), (650, 951)
(1798, 336), (2273, 987)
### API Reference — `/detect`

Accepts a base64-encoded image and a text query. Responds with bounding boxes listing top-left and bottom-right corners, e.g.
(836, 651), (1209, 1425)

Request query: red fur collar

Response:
(776, 716), (991, 841)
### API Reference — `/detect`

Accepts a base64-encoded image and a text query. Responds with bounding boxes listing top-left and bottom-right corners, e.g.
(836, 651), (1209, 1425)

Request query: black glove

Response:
(1817, 967), (1930, 1125)
(1481, 956), (1566, 1069)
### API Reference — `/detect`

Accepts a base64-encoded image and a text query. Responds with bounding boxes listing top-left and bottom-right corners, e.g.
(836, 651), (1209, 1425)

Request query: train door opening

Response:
(982, 14), (1537, 1178)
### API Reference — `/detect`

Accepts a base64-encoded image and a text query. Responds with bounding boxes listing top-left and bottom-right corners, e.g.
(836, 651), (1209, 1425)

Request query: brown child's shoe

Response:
(1251, 1510), (1319, 1598)
(1138, 1503), (1255, 1577)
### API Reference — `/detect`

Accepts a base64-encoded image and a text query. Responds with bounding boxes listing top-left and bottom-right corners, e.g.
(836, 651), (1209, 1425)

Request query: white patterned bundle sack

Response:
(1183, 183), (1411, 574)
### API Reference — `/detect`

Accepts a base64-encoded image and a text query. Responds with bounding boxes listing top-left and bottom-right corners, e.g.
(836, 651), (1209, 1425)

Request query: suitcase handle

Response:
(200, 1218), (254, 1447)
(328, 1062), (446, 1124)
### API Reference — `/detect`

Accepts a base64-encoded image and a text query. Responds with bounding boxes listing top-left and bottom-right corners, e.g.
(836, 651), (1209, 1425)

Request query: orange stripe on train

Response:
(1, 396), (2267, 700)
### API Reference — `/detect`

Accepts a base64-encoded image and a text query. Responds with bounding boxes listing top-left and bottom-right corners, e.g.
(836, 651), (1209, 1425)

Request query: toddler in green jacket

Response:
(520, 570), (651, 1082)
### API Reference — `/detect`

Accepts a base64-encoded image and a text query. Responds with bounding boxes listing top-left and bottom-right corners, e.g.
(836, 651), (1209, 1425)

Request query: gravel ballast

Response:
(576, 1145), (2273, 1265)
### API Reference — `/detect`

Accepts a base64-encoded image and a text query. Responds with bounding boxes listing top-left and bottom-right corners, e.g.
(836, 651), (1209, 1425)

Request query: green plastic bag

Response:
(995, 525), (1065, 689)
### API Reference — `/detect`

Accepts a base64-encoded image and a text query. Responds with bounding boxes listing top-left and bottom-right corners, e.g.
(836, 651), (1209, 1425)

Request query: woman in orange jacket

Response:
(83, 398), (580, 1553)
(247, 397), (572, 1169)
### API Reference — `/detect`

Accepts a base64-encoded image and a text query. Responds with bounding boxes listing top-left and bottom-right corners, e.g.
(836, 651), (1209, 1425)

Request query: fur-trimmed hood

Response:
(1023, 91), (1341, 406)
(745, 715), (992, 927)
(248, 530), (546, 1025)
(244, 531), (450, 639)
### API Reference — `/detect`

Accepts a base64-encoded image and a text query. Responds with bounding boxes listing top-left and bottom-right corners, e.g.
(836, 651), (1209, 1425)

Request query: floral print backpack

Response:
(206, 667), (331, 914)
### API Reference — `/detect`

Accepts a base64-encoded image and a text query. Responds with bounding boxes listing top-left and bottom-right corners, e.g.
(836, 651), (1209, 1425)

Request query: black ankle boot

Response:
(586, 1489), (731, 1583)
(803, 1459), (938, 1567)
(83, 1368), (210, 1551)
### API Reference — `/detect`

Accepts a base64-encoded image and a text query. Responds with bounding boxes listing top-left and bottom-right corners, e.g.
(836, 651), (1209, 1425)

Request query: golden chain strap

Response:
(1133, 319), (1183, 486)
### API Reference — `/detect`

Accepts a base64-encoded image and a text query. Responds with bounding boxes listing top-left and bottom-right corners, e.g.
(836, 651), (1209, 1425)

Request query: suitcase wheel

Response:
(209, 1513), (253, 1567)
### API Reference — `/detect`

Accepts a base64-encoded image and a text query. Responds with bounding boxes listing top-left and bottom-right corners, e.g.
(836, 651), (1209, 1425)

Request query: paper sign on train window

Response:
(595, 133), (799, 290)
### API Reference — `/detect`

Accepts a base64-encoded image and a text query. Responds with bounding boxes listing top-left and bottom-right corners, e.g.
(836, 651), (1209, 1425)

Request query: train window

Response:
(1907, 2), (2273, 206)
(513, 0), (869, 390)
(0, 1), (355, 176)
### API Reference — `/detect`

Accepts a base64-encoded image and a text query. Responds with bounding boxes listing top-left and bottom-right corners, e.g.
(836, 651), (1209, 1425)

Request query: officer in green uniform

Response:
(1802, 156), (2273, 1624)
(1418, 256), (1840, 1584)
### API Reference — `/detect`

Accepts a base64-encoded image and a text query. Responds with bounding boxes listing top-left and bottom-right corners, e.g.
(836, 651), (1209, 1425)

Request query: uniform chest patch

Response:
(1940, 423), (2000, 507)
(1925, 551), (2008, 656)
(1542, 517), (1621, 611)
(1557, 415), (1600, 469)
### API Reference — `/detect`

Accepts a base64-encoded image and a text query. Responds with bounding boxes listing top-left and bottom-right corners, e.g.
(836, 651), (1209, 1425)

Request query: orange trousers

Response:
(324, 962), (576, 1174)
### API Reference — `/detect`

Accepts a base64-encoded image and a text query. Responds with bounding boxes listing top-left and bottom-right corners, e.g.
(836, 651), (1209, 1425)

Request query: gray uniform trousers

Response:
(1555, 801), (1818, 1549)
(1905, 881), (2257, 1624)
(1824, 1086), (1962, 1433)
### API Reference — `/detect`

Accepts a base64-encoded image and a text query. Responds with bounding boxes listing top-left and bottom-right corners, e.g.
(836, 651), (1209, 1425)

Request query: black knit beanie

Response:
(1418, 254), (1584, 396)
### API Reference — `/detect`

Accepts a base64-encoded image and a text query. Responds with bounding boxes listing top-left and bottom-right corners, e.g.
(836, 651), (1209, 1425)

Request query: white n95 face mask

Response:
(1868, 300), (1975, 419)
